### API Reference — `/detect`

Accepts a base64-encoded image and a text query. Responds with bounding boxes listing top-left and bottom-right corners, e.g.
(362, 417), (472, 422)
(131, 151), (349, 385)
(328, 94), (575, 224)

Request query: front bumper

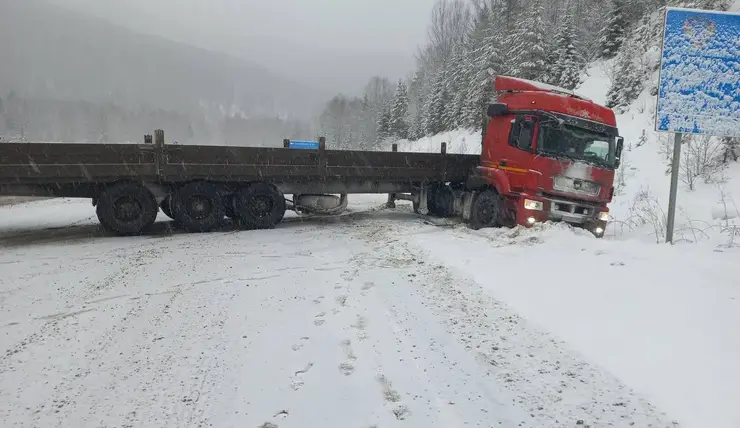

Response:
(515, 194), (608, 234)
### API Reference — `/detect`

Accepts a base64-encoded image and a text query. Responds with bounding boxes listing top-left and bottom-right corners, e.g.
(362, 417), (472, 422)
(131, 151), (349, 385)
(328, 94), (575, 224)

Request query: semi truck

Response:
(0, 76), (623, 237)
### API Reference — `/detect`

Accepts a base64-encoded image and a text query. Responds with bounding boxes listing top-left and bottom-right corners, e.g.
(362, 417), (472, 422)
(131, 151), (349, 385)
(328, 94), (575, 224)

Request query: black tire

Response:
(428, 184), (455, 217)
(170, 182), (225, 233)
(234, 182), (286, 229)
(96, 182), (158, 236)
(469, 190), (502, 230)
(160, 196), (174, 220)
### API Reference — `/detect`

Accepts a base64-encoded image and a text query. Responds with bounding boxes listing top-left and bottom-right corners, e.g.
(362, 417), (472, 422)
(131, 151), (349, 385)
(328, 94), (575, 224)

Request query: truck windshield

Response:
(537, 122), (616, 169)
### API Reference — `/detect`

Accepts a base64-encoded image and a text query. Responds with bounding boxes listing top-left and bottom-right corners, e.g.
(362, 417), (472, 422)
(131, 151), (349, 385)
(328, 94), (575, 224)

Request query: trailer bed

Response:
(0, 141), (480, 197)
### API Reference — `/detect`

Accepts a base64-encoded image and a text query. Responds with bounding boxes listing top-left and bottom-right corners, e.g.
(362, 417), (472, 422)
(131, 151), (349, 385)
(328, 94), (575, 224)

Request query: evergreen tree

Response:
(376, 105), (392, 142)
(410, 110), (426, 140)
(407, 72), (427, 140)
(425, 69), (449, 136)
(605, 46), (643, 110)
(389, 80), (409, 139)
(699, 0), (730, 10)
(463, 7), (504, 129)
(551, 11), (583, 90)
(443, 47), (467, 131)
(600, 0), (626, 59)
(507, 0), (548, 81)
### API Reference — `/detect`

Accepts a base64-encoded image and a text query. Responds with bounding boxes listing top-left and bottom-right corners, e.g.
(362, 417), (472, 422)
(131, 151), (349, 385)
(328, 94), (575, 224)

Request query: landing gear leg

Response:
(417, 185), (429, 216)
(386, 193), (396, 209)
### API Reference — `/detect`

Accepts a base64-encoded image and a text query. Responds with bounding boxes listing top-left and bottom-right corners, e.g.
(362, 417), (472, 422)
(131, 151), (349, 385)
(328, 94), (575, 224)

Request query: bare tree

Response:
(679, 135), (724, 190)
(427, 0), (472, 62)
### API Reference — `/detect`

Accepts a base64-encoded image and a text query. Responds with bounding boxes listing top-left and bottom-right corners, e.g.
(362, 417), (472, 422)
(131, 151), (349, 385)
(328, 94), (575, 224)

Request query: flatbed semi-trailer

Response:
(0, 130), (479, 235)
(0, 76), (623, 237)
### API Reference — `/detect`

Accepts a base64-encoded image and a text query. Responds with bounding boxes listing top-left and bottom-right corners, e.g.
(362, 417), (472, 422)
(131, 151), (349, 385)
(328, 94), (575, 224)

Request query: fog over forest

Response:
(0, 0), (430, 145)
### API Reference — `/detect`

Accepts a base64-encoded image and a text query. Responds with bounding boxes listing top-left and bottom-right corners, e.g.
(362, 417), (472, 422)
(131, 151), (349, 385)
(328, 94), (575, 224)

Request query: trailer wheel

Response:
(170, 182), (226, 232)
(234, 182), (286, 229)
(469, 190), (502, 230)
(96, 182), (158, 236)
(428, 184), (455, 217)
(160, 196), (174, 220)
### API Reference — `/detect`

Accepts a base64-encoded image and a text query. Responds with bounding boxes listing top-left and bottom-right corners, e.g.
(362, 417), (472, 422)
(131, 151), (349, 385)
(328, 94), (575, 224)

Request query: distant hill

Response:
(0, 0), (322, 121)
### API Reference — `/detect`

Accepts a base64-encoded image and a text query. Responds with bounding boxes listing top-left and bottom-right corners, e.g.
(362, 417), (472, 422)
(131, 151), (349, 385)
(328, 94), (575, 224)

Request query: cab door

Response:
(499, 115), (536, 192)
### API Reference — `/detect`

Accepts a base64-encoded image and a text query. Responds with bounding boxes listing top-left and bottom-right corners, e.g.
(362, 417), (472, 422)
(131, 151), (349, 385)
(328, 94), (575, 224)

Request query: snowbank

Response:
(413, 221), (740, 428)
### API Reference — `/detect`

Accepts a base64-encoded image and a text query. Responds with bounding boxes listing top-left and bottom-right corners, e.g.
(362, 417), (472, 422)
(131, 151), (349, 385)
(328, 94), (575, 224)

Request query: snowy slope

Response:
(390, 61), (740, 246)
(381, 44), (740, 427)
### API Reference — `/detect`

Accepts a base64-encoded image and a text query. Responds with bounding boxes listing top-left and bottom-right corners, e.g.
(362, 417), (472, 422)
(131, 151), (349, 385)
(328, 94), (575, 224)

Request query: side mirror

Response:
(487, 103), (508, 117)
(615, 137), (624, 168)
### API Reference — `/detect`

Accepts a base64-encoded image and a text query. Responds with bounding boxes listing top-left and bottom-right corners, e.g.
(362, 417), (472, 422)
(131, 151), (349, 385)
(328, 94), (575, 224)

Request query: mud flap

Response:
(461, 191), (477, 223)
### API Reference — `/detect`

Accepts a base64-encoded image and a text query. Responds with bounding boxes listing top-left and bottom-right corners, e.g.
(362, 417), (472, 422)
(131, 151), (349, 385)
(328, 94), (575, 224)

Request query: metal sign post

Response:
(655, 7), (740, 243)
(665, 132), (682, 244)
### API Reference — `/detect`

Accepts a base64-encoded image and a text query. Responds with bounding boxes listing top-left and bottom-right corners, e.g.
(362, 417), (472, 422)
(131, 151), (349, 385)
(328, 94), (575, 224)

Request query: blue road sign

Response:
(656, 7), (740, 137)
(288, 140), (320, 149)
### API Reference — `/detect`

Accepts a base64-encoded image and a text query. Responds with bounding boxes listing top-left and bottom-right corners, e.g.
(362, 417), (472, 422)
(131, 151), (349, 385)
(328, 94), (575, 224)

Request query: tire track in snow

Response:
(347, 214), (678, 428)
(2, 230), (238, 427)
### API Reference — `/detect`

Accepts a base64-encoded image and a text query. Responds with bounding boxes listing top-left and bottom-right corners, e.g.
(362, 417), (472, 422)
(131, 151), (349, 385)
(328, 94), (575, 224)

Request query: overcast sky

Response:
(52, 0), (438, 93)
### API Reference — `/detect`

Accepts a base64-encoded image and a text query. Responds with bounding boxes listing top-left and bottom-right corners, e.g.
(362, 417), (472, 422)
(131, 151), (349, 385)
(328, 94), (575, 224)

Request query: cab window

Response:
(509, 116), (535, 151)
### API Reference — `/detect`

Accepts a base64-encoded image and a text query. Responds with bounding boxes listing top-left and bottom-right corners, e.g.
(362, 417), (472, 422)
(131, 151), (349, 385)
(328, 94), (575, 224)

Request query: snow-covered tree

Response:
(425, 69), (449, 136)
(605, 42), (644, 110)
(376, 105), (392, 143)
(389, 80), (409, 140)
(506, 0), (548, 81)
(600, 0), (626, 59)
(698, 0), (730, 10)
(550, 11), (583, 90)
(462, 3), (505, 128)
(407, 71), (427, 140)
(443, 47), (467, 130)
(314, 0), (681, 141)
(361, 77), (395, 145)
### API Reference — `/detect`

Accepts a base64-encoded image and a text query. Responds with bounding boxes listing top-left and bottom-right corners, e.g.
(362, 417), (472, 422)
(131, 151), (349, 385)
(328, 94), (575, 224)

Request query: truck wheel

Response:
(96, 182), (158, 236)
(234, 182), (286, 229)
(170, 182), (225, 232)
(429, 185), (455, 217)
(469, 190), (502, 230)
(160, 196), (174, 220)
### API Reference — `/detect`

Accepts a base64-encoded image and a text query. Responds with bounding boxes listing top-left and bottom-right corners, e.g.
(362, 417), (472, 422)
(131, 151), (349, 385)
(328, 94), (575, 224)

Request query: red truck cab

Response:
(474, 76), (624, 236)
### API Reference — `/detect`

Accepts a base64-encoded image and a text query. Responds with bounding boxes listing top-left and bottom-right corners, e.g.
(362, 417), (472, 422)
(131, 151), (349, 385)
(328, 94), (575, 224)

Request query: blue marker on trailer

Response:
(289, 140), (320, 149)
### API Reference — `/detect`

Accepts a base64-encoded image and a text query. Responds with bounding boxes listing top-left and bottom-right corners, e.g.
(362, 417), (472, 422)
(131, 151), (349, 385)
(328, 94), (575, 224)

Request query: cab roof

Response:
(494, 75), (617, 127)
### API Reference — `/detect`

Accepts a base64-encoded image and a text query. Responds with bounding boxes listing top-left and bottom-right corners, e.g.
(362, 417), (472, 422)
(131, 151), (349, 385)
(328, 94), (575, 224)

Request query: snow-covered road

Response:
(1, 197), (737, 428)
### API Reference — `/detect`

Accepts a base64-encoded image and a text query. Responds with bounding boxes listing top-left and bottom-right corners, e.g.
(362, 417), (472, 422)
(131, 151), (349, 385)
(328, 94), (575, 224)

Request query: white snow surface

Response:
(2, 195), (740, 428)
(496, 75), (593, 101)
(0, 198), (685, 428)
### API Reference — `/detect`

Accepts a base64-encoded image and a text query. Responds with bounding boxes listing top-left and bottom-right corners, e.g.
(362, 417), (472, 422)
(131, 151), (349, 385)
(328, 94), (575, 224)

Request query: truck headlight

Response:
(524, 199), (544, 211)
(598, 211), (610, 222)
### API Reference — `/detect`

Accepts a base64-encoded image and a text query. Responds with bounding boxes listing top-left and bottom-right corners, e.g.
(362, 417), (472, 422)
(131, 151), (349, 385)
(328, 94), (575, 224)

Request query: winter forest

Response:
(0, 0), (736, 158)
(318, 0), (737, 158)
